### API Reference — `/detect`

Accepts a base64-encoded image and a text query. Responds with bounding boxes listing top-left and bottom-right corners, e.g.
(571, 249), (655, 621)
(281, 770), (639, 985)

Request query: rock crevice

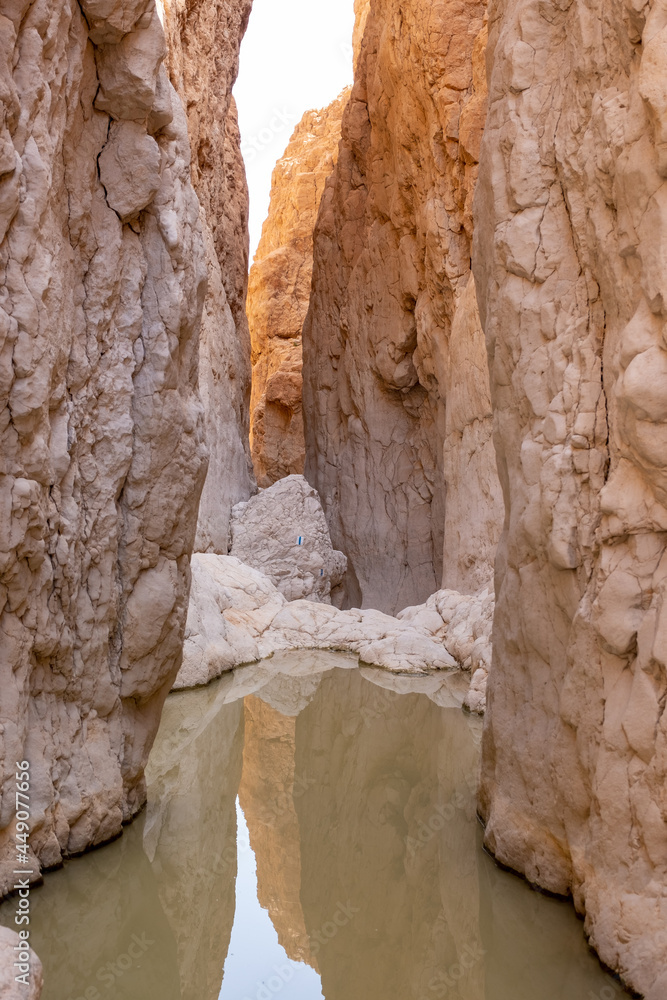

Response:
(247, 91), (349, 488)
(302, 0), (504, 614)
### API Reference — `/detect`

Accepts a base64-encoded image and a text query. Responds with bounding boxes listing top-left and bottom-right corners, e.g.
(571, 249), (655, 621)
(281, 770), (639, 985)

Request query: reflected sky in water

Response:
(0, 651), (631, 1000)
(219, 801), (323, 1000)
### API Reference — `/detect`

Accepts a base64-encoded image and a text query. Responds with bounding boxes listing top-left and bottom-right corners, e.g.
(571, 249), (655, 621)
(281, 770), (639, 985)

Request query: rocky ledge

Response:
(178, 553), (492, 714)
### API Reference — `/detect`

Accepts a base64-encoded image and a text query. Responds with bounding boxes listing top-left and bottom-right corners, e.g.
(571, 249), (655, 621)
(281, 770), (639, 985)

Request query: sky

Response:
(218, 800), (324, 1000)
(234, 0), (356, 261)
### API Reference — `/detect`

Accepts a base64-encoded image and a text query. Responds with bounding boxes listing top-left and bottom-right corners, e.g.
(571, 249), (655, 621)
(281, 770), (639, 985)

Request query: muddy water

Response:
(1, 652), (629, 1000)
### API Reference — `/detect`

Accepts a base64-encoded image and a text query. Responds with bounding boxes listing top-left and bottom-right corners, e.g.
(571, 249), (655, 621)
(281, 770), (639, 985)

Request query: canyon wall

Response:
(302, 0), (503, 614)
(474, 1), (667, 996)
(0, 0), (250, 896)
(159, 0), (255, 552)
(248, 92), (348, 487)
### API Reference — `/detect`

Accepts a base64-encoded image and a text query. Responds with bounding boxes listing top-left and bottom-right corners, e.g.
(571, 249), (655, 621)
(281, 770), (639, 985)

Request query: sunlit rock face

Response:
(0, 0), (249, 897)
(159, 0), (256, 553)
(248, 92), (349, 488)
(302, 0), (503, 613)
(474, 1), (667, 996)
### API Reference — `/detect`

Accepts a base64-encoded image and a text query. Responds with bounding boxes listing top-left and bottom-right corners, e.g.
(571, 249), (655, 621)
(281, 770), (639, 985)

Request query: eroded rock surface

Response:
(302, 0), (503, 613)
(248, 92), (348, 487)
(229, 475), (347, 604)
(158, 0), (256, 553)
(0, 0), (248, 897)
(474, 1), (667, 995)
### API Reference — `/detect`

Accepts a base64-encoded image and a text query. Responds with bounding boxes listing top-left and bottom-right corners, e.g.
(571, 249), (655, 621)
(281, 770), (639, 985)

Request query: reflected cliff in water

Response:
(0, 652), (629, 1000)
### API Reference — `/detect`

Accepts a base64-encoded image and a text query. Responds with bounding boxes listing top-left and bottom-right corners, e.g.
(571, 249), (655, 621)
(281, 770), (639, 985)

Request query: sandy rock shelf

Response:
(177, 553), (493, 715)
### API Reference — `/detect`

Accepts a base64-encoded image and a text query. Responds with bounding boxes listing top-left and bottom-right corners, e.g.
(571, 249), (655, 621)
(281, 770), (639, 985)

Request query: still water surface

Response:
(1, 651), (630, 1000)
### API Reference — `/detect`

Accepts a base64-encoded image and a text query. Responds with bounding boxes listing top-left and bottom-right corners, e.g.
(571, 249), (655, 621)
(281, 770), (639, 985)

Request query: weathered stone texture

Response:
(158, 0), (255, 553)
(0, 0), (248, 898)
(230, 475), (347, 604)
(474, 1), (667, 995)
(248, 92), (348, 488)
(302, 0), (503, 614)
(176, 553), (499, 694)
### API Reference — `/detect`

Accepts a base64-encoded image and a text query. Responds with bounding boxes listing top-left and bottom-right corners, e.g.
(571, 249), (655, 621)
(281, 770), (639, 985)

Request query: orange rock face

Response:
(248, 92), (349, 488)
(302, 0), (503, 613)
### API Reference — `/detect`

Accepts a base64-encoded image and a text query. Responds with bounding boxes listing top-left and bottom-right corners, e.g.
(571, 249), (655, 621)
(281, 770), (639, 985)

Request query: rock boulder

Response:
(229, 475), (347, 604)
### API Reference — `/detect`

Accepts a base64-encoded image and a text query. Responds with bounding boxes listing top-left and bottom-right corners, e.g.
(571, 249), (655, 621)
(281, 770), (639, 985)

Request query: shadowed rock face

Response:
(159, 0), (256, 553)
(0, 0), (251, 897)
(473, 1), (667, 996)
(248, 92), (349, 488)
(302, 0), (503, 614)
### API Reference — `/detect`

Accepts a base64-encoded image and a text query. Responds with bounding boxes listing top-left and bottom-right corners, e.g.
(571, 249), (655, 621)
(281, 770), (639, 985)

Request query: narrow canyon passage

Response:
(1, 0), (667, 997)
(0, 653), (631, 1000)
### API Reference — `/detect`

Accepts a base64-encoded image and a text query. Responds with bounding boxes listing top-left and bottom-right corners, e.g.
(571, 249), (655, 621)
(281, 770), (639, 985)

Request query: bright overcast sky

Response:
(234, 0), (355, 262)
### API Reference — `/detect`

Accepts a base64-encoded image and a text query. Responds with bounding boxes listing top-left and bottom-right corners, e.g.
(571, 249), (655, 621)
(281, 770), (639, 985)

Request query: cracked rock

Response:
(98, 121), (161, 220)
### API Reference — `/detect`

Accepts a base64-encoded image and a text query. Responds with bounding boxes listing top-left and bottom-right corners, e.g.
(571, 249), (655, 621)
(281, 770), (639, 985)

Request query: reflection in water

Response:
(239, 695), (318, 969)
(0, 653), (629, 1000)
(219, 801), (323, 1000)
(293, 669), (485, 1000)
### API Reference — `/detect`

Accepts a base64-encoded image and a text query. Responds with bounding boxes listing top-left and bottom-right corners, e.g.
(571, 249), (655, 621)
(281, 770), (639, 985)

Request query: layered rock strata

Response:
(302, 0), (503, 613)
(247, 92), (348, 487)
(177, 553), (491, 705)
(229, 475), (347, 604)
(158, 0), (255, 552)
(474, 1), (667, 996)
(0, 0), (249, 897)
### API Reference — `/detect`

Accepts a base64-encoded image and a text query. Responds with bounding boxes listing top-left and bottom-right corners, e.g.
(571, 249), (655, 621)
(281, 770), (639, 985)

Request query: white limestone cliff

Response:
(0, 0), (252, 904)
(473, 1), (667, 996)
